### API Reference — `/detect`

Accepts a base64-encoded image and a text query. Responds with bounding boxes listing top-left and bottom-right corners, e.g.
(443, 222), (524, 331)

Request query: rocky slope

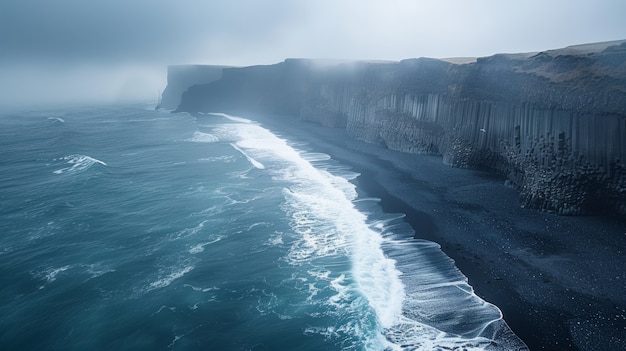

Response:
(171, 40), (626, 216)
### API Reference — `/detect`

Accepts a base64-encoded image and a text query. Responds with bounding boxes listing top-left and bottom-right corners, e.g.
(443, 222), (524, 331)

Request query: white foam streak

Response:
(53, 154), (107, 174)
(171, 220), (208, 240)
(301, 152), (331, 162)
(211, 114), (406, 342)
(186, 131), (218, 143)
(188, 237), (223, 254)
(199, 155), (235, 163)
(353, 241), (405, 328)
(83, 264), (115, 279)
(282, 178), (404, 329)
(149, 265), (194, 290)
(230, 143), (265, 169)
(266, 231), (284, 246)
(47, 116), (65, 123)
(209, 112), (253, 123)
(39, 265), (71, 283)
(206, 113), (524, 349)
(183, 284), (219, 293)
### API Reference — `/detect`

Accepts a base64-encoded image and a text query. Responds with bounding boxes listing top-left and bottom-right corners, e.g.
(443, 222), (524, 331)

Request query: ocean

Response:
(0, 103), (525, 350)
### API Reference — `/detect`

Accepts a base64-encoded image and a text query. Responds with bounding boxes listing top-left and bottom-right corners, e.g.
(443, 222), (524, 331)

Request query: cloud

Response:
(0, 63), (164, 108)
(268, 0), (626, 61)
(1, 0), (625, 66)
(0, 0), (625, 106)
(0, 0), (304, 65)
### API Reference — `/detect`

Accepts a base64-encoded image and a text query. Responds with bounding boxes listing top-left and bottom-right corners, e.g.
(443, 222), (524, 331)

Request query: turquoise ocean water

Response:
(0, 104), (524, 350)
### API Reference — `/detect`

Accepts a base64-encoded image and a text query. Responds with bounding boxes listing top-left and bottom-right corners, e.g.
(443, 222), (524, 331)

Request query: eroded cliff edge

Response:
(172, 40), (626, 216)
(157, 65), (231, 110)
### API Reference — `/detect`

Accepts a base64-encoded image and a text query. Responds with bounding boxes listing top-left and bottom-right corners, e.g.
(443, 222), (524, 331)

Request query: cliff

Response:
(174, 40), (626, 216)
(157, 65), (231, 110)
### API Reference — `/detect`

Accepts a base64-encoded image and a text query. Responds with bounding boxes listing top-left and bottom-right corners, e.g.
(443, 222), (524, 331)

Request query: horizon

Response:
(3, 37), (623, 111)
(172, 38), (626, 68)
(1, 0), (625, 107)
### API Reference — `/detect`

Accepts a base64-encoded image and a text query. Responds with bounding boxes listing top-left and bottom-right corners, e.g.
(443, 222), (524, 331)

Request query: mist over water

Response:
(0, 104), (525, 350)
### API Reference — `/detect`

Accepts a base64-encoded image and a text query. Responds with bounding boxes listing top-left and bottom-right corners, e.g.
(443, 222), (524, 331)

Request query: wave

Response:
(188, 237), (223, 254)
(211, 114), (402, 348)
(186, 131), (218, 143)
(34, 265), (72, 289)
(183, 284), (219, 293)
(82, 263), (115, 280)
(39, 265), (71, 282)
(301, 151), (332, 162)
(230, 143), (265, 169)
(209, 113), (526, 350)
(148, 265), (195, 290)
(198, 155), (236, 163)
(266, 231), (284, 246)
(47, 116), (65, 123)
(53, 154), (107, 174)
(170, 220), (209, 240)
(208, 112), (253, 124)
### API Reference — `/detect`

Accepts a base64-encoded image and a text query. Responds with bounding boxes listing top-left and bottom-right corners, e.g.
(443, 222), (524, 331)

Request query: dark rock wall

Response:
(157, 65), (230, 110)
(178, 59), (314, 115)
(342, 92), (626, 215)
(173, 41), (626, 216)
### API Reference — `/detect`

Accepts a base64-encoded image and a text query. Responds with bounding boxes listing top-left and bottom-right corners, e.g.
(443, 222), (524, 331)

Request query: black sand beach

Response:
(259, 116), (626, 351)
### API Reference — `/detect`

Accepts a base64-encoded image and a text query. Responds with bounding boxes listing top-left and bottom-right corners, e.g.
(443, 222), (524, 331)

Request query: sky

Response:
(1, 0), (625, 107)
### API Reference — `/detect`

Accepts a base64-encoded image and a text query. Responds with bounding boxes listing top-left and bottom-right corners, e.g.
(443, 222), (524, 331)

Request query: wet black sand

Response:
(260, 117), (626, 351)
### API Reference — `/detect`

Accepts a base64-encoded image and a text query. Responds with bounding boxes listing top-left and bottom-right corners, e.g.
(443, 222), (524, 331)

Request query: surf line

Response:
(230, 143), (265, 169)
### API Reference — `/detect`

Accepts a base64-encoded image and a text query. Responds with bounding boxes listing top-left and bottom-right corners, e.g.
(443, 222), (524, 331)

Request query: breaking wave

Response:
(53, 154), (107, 174)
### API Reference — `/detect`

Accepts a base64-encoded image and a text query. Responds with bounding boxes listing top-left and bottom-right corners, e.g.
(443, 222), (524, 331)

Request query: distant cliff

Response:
(157, 65), (231, 110)
(172, 40), (626, 216)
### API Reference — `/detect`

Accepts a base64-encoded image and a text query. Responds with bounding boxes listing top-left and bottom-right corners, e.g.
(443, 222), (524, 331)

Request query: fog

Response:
(1, 0), (625, 107)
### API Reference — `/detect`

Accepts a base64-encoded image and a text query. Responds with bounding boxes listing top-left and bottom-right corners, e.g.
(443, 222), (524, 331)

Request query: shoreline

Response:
(258, 116), (626, 351)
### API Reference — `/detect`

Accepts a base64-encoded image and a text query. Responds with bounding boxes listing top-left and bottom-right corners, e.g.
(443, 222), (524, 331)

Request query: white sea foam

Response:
(183, 284), (219, 293)
(246, 222), (268, 231)
(186, 131), (218, 143)
(167, 325), (202, 348)
(198, 155), (236, 163)
(211, 114), (404, 348)
(266, 231), (284, 246)
(230, 143), (265, 169)
(47, 116), (65, 123)
(53, 154), (107, 174)
(206, 113), (525, 350)
(41, 265), (71, 282)
(148, 265), (194, 290)
(171, 220), (208, 240)
(83, 263), (115, 279)
(35, 265), (72, 289)
(381, 317), (493, 351)
(353, 197), (382, 204)
(188, 237), (223, 254)
(301, 152), (331, 162)
(152, 305), (176, 315)
(209, 112), (253, 123)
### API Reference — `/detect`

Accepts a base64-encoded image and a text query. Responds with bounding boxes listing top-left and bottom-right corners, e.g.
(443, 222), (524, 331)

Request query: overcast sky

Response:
(1, 0), (625, 107)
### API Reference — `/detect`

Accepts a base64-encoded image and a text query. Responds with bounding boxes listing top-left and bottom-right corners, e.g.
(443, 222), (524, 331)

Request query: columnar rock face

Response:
(174, 41), (626, 216)
(157, 65), (230, 110)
